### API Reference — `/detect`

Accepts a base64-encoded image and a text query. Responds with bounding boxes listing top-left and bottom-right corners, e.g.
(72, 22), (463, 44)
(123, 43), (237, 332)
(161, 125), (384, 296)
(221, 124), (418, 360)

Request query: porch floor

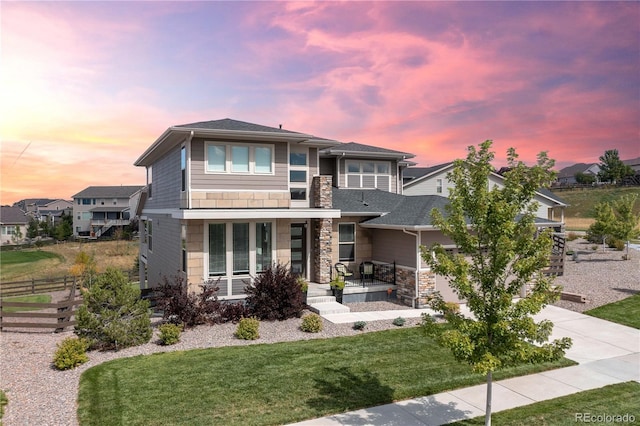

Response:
(308, 281), (397, 297)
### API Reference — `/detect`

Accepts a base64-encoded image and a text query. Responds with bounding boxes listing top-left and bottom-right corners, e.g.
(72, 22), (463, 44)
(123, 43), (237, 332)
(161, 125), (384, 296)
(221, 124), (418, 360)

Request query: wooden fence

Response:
(0, 287), (82, 332)
(0, 270), (137, 298)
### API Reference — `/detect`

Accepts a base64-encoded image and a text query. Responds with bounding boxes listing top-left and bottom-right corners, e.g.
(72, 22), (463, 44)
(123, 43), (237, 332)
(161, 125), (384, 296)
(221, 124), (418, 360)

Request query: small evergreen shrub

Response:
(392, 317), (406, 327)
(612, 239), (626, 251)
(244, 263), (305, 321)
(0, 389), (7, 420)
(353, 321), (367, 331)
(300, 313), (323, 333)
(75, 268), (151, 350)
(53, 337), (90, 370)
(158, 323), (182, 345)
(235, 317), (260, 340)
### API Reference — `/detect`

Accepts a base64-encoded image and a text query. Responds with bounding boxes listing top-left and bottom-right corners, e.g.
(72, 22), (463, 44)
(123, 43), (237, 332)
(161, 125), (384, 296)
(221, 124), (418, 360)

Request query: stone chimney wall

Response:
(312, 175), (332, 208)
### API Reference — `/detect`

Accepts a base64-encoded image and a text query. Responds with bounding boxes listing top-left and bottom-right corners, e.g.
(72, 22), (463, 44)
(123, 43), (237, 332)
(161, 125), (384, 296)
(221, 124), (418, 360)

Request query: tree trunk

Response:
(485, 370), (492, 426)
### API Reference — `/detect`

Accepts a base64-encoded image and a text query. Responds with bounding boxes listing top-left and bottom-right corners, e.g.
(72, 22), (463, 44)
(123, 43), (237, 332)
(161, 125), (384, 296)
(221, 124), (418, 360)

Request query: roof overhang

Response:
(135, 126), (341, 167)
(142, 208), (341, 220)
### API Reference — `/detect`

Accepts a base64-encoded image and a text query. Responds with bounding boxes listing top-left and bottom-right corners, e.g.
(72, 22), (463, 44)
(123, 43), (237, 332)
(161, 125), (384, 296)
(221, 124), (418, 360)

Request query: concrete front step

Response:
(306, 295), (337, 304)
(308, 301), (351, 315)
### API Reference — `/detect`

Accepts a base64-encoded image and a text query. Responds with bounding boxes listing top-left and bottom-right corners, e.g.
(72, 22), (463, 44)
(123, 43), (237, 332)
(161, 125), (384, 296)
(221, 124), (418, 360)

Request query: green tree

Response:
(421, 141), (572, 426)
(598, 149), (633, 184)
(27, 217), (39, 241)
(574, 172), (596, 185)
(588, 195), (640, 257)
(54, 212), (73, 241)
(10, 225), (23, 244)
(75, 267), (151, 350)
(39, 219), (51, 237)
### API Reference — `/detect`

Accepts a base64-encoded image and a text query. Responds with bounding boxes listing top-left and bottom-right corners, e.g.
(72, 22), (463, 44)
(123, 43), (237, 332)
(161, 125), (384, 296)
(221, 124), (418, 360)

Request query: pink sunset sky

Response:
(1, 1), (639, 204)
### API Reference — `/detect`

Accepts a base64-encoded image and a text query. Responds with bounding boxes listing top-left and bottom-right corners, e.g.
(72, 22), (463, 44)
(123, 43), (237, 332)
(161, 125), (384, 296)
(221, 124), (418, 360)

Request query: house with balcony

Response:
(72, 186), (143, 238)
(135, 119), (564, 308)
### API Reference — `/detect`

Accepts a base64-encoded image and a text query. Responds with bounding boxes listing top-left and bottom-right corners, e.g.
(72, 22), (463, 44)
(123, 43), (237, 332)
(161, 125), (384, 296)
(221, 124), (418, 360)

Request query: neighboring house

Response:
(0, 206), (29, 245)
(71, 186), (144, 238)
(135, 118), (564, 307)
(14, 198), (74, 228)
(622, 156), (640, 172)
(403, 162), (568, 227)
(555, 163), (600, 186)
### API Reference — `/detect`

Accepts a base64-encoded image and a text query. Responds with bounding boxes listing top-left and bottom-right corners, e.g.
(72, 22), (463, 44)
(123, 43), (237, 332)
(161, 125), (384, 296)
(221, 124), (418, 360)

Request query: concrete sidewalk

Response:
(289, 305), (640, 426)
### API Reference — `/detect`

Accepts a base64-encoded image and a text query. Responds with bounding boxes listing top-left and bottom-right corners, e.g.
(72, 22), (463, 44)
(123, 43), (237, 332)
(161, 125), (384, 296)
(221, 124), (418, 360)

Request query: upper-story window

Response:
(206, 143), (273, 175)
(147, 166), (153, 199)
(436, 178), (443, 194)
(289, 147), (308, 202)
(181, 146), (186, 192)
(346, 161), (391, 191)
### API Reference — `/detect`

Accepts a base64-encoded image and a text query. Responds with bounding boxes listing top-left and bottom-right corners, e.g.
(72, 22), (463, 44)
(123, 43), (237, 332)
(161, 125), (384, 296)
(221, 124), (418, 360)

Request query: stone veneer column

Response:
(312, 176), (333, 283)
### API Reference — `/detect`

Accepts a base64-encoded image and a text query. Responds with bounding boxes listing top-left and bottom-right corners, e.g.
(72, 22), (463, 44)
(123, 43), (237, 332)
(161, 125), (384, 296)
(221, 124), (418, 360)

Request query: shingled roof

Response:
(72, 186), (144, 199)
(175, 118), (302, 135)
(0, 206), (29, 225)
(321, 142), (414, 159)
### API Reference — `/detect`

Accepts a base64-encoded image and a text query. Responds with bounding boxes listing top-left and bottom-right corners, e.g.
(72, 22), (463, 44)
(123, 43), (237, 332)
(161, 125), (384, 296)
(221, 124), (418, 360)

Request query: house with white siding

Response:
(1, 206), (29, 245)
(135, 119), (564, 307)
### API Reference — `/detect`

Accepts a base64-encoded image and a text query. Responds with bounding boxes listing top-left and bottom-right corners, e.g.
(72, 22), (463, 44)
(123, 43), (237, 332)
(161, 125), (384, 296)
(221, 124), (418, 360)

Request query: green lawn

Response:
(451, 381), (640, 425)
(0, 250), (64, 278)
(552, 187), (640, 219)
(78, 327), (575, 426)
(0, 294), (52, 313)
(585, 294), (640, 329)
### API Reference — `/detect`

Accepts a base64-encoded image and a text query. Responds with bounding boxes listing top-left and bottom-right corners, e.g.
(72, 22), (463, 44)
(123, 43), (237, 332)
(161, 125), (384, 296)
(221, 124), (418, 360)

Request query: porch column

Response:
(312, 175), (333, 283)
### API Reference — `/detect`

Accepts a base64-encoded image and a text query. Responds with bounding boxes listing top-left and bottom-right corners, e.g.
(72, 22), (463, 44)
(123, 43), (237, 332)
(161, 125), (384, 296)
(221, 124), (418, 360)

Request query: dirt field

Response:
(1, 240), (139, 281)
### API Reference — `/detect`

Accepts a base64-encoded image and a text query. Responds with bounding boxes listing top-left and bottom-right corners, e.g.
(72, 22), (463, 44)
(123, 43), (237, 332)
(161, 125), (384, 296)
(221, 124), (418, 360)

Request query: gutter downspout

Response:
(186, 131), (194, 210)
(403, 228), (420, 308)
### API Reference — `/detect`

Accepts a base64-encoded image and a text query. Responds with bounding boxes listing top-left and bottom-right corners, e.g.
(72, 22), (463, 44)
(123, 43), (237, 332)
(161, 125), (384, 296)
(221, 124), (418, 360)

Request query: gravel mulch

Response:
(1, 239), (638, 425)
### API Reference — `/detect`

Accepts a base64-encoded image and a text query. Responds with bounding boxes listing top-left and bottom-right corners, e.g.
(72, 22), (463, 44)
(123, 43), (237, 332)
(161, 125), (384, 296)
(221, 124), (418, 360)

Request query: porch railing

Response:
(333, 261), (396, 287)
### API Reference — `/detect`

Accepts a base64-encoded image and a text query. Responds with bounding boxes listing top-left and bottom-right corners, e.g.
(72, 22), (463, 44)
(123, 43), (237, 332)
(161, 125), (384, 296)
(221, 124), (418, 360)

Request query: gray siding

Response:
(146, 214), (182, 287)
(371, 229), (416, 267)
(190, 138), (288, 190)
(146, 147), (182, 209)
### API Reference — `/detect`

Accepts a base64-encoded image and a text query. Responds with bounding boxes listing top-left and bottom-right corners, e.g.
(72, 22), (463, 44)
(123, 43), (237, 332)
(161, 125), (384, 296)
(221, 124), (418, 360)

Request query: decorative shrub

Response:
(392, 317), (406, 327)
(155, 276), (248, 327)
(611, 239), (626, 251)
(297, 276), (309, 293)
(0, 389), (7, 421)
(235, 317), (260, 340)
(443, 302), (460, 314)
(53, 337), (90, 370)
(300, 313), (323, 333)
(566, 232), (580, 241)
(244, 263), (305, 321)
(353, 321), (367, 331)
(158, 323), (182, 345)
(75, 267), (152, 350)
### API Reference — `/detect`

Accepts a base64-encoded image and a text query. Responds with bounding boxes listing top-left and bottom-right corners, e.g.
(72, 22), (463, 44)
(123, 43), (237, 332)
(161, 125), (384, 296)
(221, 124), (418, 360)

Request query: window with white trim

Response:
(146, 220), (153, 252)
(181, 146), (186, 192)
(346, 161), (391, 191)
(338, 223), (355, 261)
(147, 166), (153, 198)
(207, 221), (274, 277)
(206, 143), (273, 174)
(289, 146), (308, 202)
(436, 178), (443, 194)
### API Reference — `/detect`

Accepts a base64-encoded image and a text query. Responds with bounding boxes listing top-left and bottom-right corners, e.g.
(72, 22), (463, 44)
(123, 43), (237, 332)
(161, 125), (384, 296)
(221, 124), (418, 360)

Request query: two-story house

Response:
(135, 119), (564, 307)
(72, 186), (144, 238)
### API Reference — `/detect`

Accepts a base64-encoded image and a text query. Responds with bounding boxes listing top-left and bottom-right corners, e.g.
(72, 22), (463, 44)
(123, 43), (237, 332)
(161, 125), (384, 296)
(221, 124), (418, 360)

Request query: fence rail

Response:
(0, 270), (137, 297)
(0, 288), (82, 332)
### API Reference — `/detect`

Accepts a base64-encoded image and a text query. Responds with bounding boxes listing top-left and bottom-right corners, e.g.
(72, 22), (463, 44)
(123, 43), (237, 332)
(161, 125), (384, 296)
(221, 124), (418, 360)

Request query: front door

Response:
(290, 223), (306, 276)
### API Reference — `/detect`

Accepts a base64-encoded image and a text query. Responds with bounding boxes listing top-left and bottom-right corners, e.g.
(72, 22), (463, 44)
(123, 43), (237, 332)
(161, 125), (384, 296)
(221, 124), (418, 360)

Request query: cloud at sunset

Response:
(1, 1), (638, 204)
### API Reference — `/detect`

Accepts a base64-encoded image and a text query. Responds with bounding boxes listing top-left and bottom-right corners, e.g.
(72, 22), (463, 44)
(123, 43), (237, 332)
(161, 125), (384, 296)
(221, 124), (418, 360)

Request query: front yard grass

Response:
(0, 294), (52, 313)
(585, 294), (640, 329)
(451, 381), (640, 425)
(78, 327), (575, 426)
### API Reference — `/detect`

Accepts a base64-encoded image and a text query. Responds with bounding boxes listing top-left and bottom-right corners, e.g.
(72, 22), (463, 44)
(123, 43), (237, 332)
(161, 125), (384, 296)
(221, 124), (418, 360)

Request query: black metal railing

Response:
(333, 261), (396, 288)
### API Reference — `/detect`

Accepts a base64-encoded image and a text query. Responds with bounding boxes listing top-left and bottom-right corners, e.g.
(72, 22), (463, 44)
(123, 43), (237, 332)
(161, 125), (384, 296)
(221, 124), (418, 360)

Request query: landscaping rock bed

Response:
(1, 239), (637, 425)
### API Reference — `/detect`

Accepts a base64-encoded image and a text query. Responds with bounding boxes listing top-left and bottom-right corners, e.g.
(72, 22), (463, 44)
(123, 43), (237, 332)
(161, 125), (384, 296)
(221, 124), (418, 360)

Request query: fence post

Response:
(32, 278), (35, 294)
(393, 261), (396, 285)
(55, 304), (69, 333)
(64, 276), (67, 290)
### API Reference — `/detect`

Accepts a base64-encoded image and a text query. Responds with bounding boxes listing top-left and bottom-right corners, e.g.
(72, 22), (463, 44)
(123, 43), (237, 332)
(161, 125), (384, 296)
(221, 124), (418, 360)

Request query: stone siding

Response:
(312, 176), (333, 283)
(190, 191), (290, 209)
(394, 265), (437, 307)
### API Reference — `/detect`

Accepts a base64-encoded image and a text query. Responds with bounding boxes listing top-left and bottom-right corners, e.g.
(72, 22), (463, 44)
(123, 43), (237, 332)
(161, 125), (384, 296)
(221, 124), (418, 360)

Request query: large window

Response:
(255, 222), (272, 272)
(207, 221), (274, 278)
(208, 223), (226, 276)
(206, 143), (273, 174)
(346, 161), (391, 191)
(233, 223), (249, 274)
(338, 223), (355, 262)
(147, 166), (153, 198)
